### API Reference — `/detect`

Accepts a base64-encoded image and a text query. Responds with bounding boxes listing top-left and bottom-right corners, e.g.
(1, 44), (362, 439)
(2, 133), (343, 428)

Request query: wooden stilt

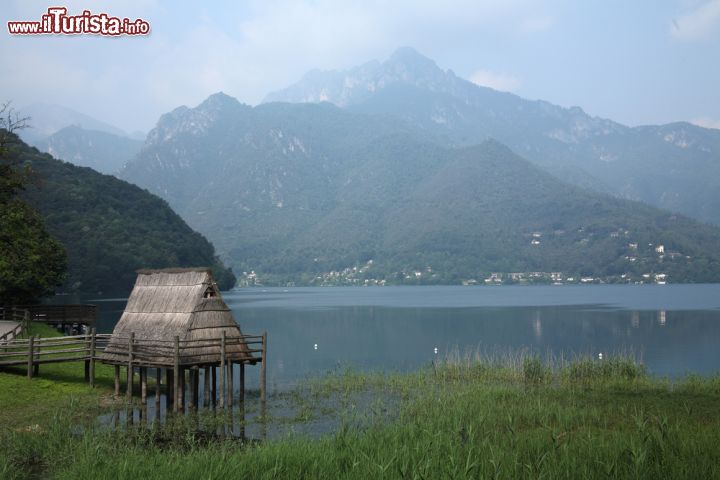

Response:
(167, 368), (174, 410)
(203, 367), (210, 408)
(239, 400), (246, 439)
(114, 365), (121, 396)
(260, 331), (267, 403)
(178, 367), (185, 412)
(240, 362), (245, 403)
(173, 336), (180, 413)
(219, 331), (226, 409)
(126, 332), (134, 400)
(188, 369), (196, 411)
(155, 368), (161, 406)
(140, 367), (147, 405)
(228, 362), (234, 408)
(211, 366), (217, 408)
(127, 367), (133, 400)
(192, 367), (199, 411)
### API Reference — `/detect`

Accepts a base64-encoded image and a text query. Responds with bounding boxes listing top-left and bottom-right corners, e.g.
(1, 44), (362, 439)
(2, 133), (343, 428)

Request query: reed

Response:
(2, 350), (719, 479)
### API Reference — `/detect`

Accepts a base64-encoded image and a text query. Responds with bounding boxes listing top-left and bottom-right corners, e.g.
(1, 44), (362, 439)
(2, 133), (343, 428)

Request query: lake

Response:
(88, 284), (720, 391)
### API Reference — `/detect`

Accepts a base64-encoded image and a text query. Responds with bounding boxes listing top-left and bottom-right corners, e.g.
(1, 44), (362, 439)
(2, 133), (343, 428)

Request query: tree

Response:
(0, 102), (66, 304)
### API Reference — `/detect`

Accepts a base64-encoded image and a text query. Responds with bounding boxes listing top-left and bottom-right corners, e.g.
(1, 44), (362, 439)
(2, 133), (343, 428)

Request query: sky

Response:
(1, 0), (719, 134)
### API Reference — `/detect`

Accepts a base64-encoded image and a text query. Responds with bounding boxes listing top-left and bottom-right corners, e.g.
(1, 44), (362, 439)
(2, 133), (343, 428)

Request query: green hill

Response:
(6, 133), (235, 294)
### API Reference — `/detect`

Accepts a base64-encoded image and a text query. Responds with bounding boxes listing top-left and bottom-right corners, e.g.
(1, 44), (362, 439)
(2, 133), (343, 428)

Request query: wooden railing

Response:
(0, 331), (267, 399)
(0, 329), (108, 385)
(15, 304), (96, 326)
(102, 334), (264, 366)
(0, 307), (30, 343)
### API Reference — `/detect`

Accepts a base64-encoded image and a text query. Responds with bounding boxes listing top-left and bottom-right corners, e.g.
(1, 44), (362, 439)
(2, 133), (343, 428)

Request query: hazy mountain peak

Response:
(146, 93), (250, 146)
(200, 91), (242, 109)
(264, 47), (461, 106)
(35, 124), (142, 175)
(17, 103), (129, 145)
(387, 46), (437, 68)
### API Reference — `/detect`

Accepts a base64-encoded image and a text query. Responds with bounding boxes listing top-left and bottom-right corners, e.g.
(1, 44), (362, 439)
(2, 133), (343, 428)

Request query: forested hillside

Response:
(6, 133), (235, 294)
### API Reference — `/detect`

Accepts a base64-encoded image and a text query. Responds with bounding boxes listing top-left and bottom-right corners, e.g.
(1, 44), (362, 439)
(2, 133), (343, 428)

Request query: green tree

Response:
(0, 102), (66, 304)
(0, 198), (66, 304)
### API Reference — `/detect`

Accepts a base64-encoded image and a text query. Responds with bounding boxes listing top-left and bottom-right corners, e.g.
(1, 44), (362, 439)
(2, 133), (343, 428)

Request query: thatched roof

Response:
(101, 268), (253, 366)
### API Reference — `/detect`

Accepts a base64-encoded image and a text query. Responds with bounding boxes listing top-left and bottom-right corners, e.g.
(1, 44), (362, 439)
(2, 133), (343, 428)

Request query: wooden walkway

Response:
(1, 305), (97, 343)
(0, 307), (29, 343)
(0, 330), (267, 412)
(14, 304), (96, 327)
(0, 330), (105, 384)
(0, 321), (22, 342)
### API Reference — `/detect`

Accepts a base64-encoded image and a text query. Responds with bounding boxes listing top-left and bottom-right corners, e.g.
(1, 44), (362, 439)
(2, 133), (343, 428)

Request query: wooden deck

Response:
(0, 330), (267, 413)
(0, 321), (21, 342)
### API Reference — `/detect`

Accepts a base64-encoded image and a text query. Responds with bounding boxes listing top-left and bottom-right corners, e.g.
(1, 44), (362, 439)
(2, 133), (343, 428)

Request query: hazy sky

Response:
(2, 0), (719, 134)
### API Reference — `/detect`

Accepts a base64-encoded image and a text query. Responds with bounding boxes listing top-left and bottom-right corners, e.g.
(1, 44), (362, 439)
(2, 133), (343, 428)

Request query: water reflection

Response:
(228, 288), (720, 384)
(533, 311), (542, 339)
(69, 286), (720, 387)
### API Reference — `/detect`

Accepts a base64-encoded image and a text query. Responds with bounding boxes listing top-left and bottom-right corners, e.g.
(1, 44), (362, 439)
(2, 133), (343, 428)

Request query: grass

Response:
(0, 324), (118, 429)
(1, 346), (720, 479)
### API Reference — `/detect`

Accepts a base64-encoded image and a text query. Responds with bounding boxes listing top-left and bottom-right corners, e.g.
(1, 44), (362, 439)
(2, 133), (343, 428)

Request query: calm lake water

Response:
(87, 285), (720, 390)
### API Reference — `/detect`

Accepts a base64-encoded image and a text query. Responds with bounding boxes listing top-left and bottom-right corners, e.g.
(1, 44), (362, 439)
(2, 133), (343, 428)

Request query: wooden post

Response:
(33, 337), (39, 376)
(178, 367), (185, 412)
(240, 362), (245, 403)
(167, 369), (174, 410)
(140, 367), (147, 405)
(211, 366), (217, 408)
(27, 335), (34, 379)
(203, 367), (210, 408)
(23, 310), (30, 335)
(89, 328), (96, 387)
(188, 369), (196, 411)
(126, 332), (134, 400)
(192, 367), (199, 412)
(228, 362), (234, 408)
(173, 336), (180, 413)
(114, 365), (120, 396)
(155, 368), (161, 407)
(219, 331), (226, 409)
(84, 331), (90, 382)
(260, 331), (267, 403)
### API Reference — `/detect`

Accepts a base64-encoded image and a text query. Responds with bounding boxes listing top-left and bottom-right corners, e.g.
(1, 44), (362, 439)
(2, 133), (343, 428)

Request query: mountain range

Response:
(120, 92), (720, 284)
(20, 47), (720, 286)
(266, 47), (720, 226)
(17, 103), (144, 175)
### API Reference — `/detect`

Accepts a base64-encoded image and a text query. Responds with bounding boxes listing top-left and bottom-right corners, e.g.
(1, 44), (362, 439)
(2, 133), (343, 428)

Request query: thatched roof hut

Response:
(101, 268), (253, 366)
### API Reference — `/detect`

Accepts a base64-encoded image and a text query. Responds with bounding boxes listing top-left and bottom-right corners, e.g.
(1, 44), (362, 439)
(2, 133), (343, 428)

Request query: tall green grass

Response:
(2, 354), (719, 479)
